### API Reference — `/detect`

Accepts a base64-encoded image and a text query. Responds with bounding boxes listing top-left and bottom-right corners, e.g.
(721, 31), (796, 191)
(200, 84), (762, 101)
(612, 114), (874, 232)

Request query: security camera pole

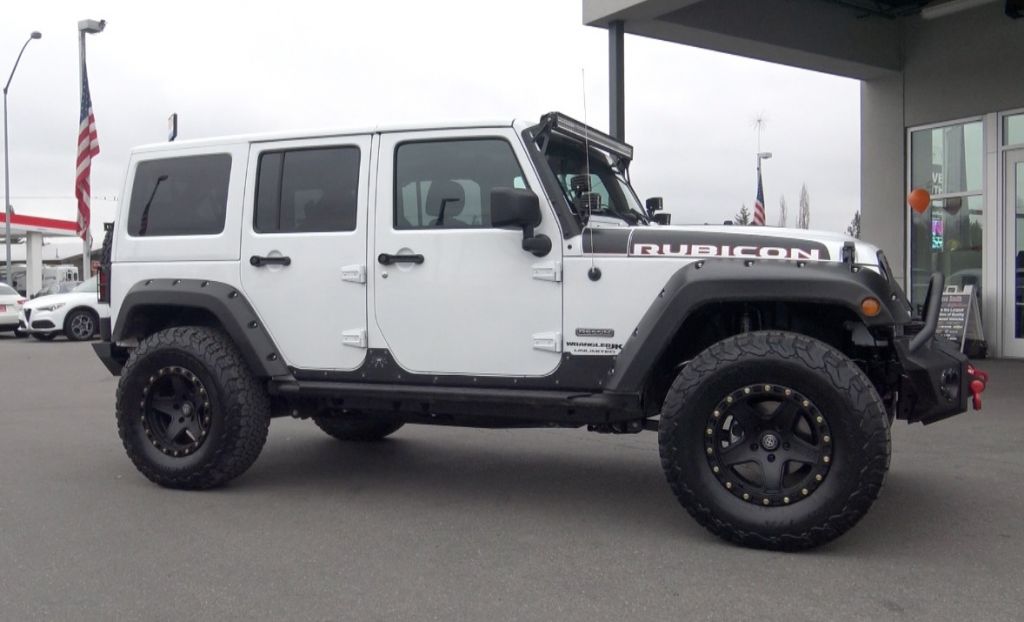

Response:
(3, 31), (42, 285)
(77, 19), (104, 280)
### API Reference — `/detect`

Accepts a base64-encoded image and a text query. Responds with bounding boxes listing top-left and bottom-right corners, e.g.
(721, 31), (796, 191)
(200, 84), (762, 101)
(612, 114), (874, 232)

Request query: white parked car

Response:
(19, 277), (110, 341)
(0, 282), (28, 335)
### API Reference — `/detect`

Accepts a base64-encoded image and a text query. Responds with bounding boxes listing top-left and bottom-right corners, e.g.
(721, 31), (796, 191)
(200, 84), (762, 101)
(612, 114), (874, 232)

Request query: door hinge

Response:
(341, 264), (367, 284)
(531, 261), (562, 282)
(342, 329), (367, 348)
(532, 331), (562, 353)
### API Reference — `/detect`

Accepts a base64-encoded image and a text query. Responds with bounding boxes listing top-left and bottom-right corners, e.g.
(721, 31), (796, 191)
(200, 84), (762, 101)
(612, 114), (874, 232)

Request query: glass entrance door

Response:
(1005, 150), (1024, 357)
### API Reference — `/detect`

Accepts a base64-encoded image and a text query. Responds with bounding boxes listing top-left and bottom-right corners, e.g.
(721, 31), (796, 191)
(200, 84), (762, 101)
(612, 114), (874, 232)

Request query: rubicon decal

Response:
(582, 229), (831, 261)
(631, 243), (823, 260)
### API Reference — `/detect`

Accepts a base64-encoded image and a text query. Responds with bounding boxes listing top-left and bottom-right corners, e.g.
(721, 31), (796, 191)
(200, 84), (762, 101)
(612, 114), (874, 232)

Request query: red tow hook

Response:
(966, 364), (989, 410)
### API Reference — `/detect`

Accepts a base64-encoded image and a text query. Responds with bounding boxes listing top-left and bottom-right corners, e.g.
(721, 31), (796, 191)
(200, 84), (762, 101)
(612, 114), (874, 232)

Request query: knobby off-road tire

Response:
(116, 326), (271, 489)
(659, 330), (890, 551)
(312, 412), (404, 442)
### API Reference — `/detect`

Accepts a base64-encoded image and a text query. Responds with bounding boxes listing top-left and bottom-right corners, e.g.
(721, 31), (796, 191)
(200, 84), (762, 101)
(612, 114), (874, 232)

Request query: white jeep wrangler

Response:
(94, 112), (985, 550)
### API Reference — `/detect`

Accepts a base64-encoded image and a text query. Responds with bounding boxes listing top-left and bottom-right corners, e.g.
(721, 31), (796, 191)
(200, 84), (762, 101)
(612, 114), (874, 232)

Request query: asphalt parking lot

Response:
(1, 335), (1022, 621)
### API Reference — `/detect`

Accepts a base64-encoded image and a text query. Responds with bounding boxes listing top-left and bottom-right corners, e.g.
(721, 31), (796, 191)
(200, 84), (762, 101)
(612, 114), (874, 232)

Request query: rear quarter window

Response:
(126, 154), (232, 237)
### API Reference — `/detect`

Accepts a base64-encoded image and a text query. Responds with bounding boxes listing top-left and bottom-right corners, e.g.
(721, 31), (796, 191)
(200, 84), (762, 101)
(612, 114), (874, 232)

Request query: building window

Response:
(1005, 113), (1024, 147)
(127, 154), (232, 237)
(394, 139), (527, 229)
(908, 121), (984, 310)
(254, 147), (360, 234)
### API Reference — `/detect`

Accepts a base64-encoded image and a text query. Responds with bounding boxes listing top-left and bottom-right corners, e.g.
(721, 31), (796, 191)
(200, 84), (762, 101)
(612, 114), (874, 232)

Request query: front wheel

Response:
(64, 308), (99, 341)
(115, 326), (271, 489)
(659, 331), (890, 551)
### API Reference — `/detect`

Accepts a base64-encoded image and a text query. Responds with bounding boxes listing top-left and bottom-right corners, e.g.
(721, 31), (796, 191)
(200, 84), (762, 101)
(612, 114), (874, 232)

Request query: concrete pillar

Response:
(609, 20), (625, 141)
(860, 73), (905, 285)
(25, 231), (42, 296)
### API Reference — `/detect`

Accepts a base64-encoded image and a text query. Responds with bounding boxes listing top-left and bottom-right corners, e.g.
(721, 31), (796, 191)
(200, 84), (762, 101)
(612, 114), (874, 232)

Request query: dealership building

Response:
(584, 0), (1024, 357)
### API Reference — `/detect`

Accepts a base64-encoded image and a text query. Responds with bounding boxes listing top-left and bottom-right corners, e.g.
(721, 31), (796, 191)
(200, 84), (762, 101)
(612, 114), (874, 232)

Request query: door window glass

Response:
(394, 139), (526, 229)
(255, 146), (360, 233)
(1005, 114), (1024, 147)
(127, 154), (232, 237)
(908, 121), (984, 311)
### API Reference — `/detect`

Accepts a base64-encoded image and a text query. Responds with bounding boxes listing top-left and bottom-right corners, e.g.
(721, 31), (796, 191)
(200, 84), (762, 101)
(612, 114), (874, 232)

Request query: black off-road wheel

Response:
(312, 411), (404, 442)
(659, 331), (890, 551)
(116, 326), (271, 489)
(64, 308), (99, 341)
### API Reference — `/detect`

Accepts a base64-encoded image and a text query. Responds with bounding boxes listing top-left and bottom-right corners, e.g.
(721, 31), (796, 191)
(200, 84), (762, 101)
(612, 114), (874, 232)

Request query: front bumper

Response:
(892, 271), (981, 425)
(894, 335), (971, 424)
(18, 308), (61, 334)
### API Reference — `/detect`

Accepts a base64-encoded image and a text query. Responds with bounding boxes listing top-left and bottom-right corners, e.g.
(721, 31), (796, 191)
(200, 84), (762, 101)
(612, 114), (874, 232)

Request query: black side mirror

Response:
(491, 187), (551, 257)
(653, 213), (672, 226)
(645, 197), (663, 217)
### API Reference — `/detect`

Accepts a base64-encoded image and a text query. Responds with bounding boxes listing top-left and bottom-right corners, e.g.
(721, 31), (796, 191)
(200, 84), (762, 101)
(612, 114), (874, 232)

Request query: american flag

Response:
(753, 167), (766, 226)
(76, 65), (100, 242)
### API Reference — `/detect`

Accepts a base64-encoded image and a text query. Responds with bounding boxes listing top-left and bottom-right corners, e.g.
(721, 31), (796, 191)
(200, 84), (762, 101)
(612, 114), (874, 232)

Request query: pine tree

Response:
(777, 195), (788, 228)
(734, 204), (752, 225)
(797, 184), (811, 229)
(846, 211), (861, 239)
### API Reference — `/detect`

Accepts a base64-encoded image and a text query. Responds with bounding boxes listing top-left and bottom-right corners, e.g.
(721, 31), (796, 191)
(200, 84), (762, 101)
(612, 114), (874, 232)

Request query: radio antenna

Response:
(582, 67), (599, 279)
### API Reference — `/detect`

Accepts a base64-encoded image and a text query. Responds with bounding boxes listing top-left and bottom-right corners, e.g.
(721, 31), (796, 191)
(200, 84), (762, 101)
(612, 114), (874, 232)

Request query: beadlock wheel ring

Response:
(705, 383), (833, 507)
(139, 366), (212, 457)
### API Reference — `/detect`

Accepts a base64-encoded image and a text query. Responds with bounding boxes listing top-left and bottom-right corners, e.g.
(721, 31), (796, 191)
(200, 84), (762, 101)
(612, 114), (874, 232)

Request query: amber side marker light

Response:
(861, 297), (882, 317)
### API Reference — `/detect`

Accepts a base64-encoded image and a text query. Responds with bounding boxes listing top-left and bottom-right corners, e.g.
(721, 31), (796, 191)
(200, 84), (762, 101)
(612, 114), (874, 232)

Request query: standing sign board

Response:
(936, 284), (984, 351)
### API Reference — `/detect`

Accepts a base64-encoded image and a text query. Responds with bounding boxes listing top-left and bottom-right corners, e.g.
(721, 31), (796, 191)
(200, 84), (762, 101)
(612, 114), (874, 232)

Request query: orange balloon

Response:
(908, 188), (931, 214)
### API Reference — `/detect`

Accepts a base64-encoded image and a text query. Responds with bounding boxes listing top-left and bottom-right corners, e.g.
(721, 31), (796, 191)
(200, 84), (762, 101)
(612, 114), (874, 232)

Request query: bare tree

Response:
(797, 184), (811, 229)
(846, 210), (861, 239)
(734, 204), (752, 225)
(777, 195), (788, 228)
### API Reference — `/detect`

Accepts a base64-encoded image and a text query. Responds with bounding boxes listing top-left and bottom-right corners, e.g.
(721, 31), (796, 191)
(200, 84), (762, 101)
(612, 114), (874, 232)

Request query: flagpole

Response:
(77, 19), (104, 281)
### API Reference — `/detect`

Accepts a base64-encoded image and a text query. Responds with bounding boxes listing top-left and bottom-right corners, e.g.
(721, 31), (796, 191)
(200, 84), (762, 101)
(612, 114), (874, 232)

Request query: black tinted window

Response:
(127, 154), (231, 236)
(255, 147), (360, 233)
(395, 139), (526, 229)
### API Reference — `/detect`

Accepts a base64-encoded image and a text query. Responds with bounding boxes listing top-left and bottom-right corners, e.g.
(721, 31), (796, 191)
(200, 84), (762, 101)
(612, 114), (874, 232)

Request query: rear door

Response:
(240, 135), (371, 371)
(372, 128), (563, 376)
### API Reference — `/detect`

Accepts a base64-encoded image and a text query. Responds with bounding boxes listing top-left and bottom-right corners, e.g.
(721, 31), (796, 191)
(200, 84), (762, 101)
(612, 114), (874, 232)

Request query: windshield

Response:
(544, 139), (648, 226)
(72, 277), (97, 294)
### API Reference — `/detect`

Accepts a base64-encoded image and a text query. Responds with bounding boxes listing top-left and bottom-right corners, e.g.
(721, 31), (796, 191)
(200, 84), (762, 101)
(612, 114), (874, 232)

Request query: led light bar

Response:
(540, 112), (634, 161)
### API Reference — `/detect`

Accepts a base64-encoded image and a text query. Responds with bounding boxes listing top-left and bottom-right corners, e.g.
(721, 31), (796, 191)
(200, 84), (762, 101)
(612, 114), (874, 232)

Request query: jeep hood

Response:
(584, 225), (879, 265)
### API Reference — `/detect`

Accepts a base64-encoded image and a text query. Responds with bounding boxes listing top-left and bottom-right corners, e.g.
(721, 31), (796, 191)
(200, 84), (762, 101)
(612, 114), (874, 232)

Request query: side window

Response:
(127, 154), (231, 237)
(255, 146), (360, 233)
(395, 139), (527, 229)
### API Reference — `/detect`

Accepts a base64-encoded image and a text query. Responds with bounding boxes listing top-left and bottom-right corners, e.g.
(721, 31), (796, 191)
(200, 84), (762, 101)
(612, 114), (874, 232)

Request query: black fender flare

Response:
(604, 259), (910, 393)
(112, 279), (292, 379)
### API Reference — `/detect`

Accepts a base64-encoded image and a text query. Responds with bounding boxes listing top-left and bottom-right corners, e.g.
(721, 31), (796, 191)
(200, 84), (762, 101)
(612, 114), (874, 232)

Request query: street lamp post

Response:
(78, 19), (104, 280)
(3, 31), (42, 286)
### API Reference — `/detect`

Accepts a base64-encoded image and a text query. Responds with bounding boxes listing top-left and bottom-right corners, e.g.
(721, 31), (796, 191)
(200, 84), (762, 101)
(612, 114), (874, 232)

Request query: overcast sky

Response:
(2, 0), (860, 248)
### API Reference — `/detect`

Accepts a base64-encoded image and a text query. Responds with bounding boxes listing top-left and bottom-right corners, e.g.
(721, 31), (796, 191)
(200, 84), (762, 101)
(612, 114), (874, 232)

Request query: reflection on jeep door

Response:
(240, 135), (371, 371)
(373, 129), (563, 376)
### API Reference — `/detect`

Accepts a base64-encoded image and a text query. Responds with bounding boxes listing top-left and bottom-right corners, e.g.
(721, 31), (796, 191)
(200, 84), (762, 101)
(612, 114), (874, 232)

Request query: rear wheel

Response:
(64, 308), (99, 341)
(659, 330), (890, 551)
(312, 411), (404, 442)
(116, 326), (271, 489)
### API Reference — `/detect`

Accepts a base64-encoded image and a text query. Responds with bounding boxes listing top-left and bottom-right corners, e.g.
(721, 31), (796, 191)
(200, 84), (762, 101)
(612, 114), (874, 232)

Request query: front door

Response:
(372, 129), (563, 376)
(1004, 149), (1024, 357)
(240, 135), (371, 371)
